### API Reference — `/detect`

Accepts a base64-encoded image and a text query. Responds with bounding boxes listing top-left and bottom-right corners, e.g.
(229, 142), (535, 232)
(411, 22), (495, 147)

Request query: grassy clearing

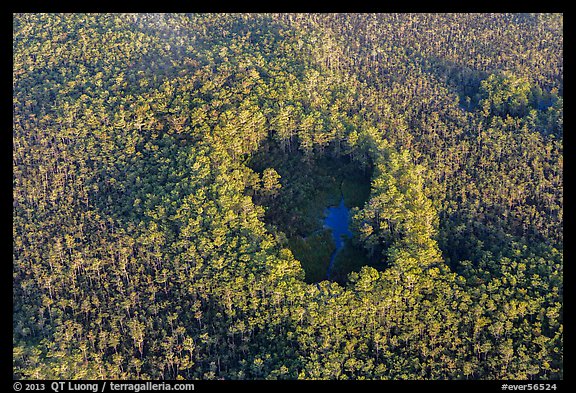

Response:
(249, 144), (374, 282)
(289, 157), (372, 235)
(284, 162), (373, 283)
(288, 229), (335, 283)
(329, 238), (381, 284)
(341, 175), (371, 209)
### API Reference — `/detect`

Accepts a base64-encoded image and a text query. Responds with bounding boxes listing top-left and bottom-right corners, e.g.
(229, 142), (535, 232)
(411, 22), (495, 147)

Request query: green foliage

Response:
(330, 238), (376, 284)
(341, 176), (372, 209)
(261, 168), (282, 195)
(13, 13), (562, 380)
(479, 72), (532, 118)
(288, 230), (335, 283)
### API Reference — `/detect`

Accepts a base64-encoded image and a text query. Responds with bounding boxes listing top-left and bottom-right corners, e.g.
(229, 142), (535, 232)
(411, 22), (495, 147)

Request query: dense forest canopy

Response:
(13, 13), (562, 380)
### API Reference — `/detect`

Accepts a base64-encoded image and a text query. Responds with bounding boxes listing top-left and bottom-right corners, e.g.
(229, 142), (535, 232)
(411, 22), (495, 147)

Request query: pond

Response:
(323, 197), (352, 279)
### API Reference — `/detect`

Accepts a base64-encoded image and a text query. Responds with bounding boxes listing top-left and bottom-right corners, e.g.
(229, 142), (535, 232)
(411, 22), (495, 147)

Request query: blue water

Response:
(324, 197), (352, 279)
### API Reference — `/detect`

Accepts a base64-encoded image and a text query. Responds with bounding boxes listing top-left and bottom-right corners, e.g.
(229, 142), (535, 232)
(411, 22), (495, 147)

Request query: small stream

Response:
(324, 197), (352, 279)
